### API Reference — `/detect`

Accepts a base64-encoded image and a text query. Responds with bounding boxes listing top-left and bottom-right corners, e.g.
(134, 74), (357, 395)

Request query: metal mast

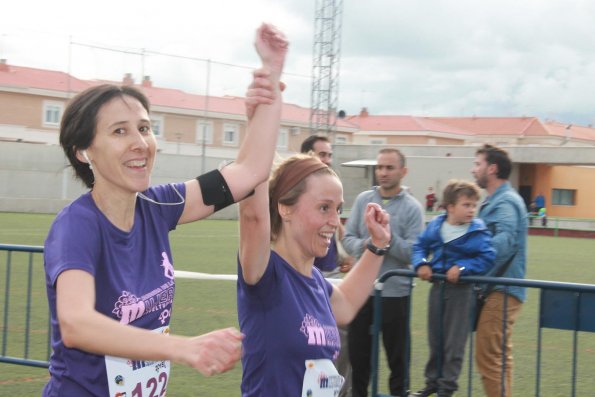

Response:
(310, 0), (344, 141)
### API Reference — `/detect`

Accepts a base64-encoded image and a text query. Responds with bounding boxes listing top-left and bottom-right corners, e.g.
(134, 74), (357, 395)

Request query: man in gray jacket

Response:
(343, 148), (424, 397)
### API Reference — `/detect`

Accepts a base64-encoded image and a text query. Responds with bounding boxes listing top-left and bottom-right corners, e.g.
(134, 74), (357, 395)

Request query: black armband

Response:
(197, 169), (235, 212)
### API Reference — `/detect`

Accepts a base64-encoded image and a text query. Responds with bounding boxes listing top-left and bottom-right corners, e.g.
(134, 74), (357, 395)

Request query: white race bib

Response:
(301, 359), (344, 397)
(105, 326), (171, 397)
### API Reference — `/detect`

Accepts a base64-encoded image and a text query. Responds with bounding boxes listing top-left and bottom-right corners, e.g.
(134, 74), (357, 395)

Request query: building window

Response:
(43, 101), (64, 127)
(335, 136), (347, 144)
(151, 115), (164, 138)
(552, 189), (576, 206)
(277, 128), (288, 149)
(370, 138), (386, 145)
(223, 123), (239, 146)
(196, 120), (213, 144)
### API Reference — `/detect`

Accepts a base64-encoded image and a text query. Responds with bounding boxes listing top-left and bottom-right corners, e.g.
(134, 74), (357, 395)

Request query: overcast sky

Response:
(2, 0), (595, 126)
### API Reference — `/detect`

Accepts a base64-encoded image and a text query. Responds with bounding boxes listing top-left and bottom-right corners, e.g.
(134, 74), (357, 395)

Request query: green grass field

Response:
(1, 212), (595, 396)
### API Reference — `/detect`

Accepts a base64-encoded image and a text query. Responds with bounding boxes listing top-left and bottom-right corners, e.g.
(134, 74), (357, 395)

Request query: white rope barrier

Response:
(175, 270), (343, 285)
(175, 270), (238, 281)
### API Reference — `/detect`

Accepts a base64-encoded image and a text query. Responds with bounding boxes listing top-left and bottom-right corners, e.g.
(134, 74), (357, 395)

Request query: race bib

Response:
(301, 359), (344, 397)
(105, 326), (171, 397)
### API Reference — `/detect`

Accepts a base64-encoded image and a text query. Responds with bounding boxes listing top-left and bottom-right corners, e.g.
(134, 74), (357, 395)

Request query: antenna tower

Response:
(310, 0), (344, 142)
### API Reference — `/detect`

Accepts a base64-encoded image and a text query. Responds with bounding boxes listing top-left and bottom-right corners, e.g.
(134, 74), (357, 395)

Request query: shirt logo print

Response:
(300, 313), (340, 348)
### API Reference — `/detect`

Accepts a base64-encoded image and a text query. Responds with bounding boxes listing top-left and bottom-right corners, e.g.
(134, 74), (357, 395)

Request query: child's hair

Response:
(441, 179), (481, 207)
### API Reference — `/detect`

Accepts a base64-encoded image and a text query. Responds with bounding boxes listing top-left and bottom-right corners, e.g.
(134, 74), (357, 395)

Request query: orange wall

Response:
(532, 165), (595, 218)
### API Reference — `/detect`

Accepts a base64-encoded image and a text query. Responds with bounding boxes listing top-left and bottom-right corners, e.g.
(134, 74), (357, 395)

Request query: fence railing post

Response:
(2, 250), (12, 357)
(371, 279), (384, 397)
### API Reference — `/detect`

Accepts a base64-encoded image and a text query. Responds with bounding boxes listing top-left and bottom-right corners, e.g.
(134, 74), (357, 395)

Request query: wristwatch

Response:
(366, 240), (390, 256)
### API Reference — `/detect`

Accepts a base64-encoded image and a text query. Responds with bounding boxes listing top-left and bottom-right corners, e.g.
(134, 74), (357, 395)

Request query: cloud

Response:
(331, 0), (595, 125)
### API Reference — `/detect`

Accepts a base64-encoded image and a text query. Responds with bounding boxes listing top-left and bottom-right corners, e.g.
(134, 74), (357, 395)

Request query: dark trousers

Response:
(348, 296), (410, 397)
(424, 282), (472, 393)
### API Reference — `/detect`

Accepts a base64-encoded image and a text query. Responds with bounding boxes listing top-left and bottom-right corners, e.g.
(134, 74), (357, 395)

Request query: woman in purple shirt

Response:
(237, 154), (392, 396)
(43, 23), (288, 397)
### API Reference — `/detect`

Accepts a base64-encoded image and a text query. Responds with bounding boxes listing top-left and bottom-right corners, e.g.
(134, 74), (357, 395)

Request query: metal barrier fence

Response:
(527, 216), (595, 232)
(3, 243), (595, 396)
(371, 269), (595, 397)
(0, 244), (50, 368)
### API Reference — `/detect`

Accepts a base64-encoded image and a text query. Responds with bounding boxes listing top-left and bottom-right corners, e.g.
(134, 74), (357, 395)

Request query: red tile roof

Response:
(0, 62), (359, 128)
(0, 64), (91, 93)
(348, 114), (595, 142)
(429, 116), (540, 135)
(348, 115), (474, 135)
(543, 120), (595, 142)
(2, 62), (595, 141)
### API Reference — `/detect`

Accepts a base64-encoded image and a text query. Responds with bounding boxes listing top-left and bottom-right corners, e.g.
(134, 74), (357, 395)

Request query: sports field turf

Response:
(1, 212), (595, 396)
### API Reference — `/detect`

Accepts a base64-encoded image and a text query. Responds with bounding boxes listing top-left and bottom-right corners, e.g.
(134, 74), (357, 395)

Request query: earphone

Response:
(82, 150), (92, 169)
(137, 186), (185, 206)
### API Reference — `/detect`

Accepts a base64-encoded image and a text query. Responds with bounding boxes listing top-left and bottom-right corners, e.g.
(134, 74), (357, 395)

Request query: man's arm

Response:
(486, 199), (521, 271)
(341, 193), (367, 258)
(387, 200), (424, 265)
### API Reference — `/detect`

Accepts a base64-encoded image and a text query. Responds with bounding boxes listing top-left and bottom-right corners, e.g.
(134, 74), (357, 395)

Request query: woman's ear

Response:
(278, 203), (292, 221)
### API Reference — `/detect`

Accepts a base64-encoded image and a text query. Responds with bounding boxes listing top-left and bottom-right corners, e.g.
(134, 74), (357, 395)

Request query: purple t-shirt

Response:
(313, 237), (338, 272)
(43, 183), (185, 397)
(237, 250), (341, 397)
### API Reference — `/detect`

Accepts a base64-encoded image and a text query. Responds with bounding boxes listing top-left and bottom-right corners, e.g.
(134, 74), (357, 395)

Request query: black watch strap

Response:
(367, 240), (389, 256)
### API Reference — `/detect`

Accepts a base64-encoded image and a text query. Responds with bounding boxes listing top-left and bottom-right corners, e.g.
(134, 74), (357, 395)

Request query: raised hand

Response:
(245, 24), (288, 120)
(254, 23), (288, 75)
(245, 68), (286, 120)
(364, 203), (391, 247)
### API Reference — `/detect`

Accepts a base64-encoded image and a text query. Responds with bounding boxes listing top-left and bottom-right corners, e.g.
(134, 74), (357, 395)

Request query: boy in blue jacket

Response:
(411, 180), (495, 397)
